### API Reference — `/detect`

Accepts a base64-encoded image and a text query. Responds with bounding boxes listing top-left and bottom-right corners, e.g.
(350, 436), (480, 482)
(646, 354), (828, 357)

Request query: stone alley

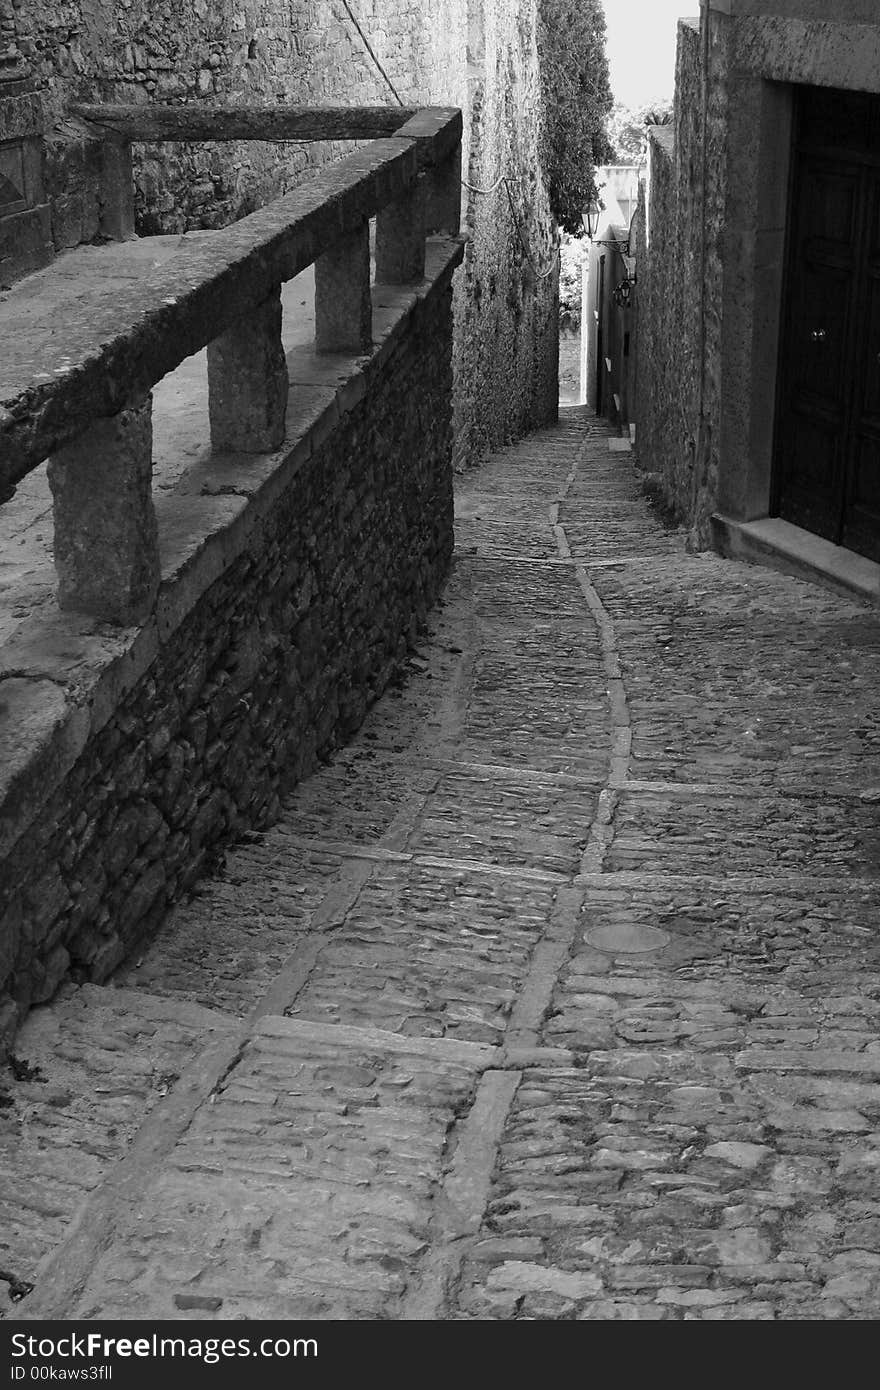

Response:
(3, 406), (880, 1321)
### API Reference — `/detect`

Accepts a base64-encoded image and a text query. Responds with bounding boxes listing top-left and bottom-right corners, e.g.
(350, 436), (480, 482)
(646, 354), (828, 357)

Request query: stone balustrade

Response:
(0, 106), (462, 624)
(0, 106), (464, 1043)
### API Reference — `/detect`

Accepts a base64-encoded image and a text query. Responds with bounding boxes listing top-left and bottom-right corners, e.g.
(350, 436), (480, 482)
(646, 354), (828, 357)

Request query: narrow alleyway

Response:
(4, 406), (880, 1321)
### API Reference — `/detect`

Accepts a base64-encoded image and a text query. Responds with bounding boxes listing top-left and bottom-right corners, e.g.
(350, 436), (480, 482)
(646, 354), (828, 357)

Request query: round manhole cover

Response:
(584, 922), (671, 954)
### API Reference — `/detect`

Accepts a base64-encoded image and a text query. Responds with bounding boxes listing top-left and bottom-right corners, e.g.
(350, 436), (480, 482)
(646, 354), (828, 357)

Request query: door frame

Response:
(712, 16), (880, 537)
(770, 86), (880, 549)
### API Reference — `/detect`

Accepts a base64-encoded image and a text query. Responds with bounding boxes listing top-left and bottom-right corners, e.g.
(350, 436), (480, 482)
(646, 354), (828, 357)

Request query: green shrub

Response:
(559, 232), (585, 332)
(607, 100), (674, 164)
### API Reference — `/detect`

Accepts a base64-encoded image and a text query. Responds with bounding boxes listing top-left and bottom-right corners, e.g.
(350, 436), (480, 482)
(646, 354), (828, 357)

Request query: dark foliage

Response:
(608, 99), (674, 164)
(537, 0), (614, 234)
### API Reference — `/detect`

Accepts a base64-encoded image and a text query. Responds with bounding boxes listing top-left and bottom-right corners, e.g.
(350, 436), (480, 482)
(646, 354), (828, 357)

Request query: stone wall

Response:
(2, 0), (467, 238)
(635, 2), (880, 545)
(634, 15), (725, 545)
(634, 23), (698, 529)
(0, 247), (458, 1050)
(452, 0), (559, 465)
(1, 0), (556, 468)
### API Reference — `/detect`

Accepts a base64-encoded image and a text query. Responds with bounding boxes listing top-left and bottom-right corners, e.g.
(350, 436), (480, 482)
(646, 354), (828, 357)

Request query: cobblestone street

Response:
(3, 406), (880, 1320)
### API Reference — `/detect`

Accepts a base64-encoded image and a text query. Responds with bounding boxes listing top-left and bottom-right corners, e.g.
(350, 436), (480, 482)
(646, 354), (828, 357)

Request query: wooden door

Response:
(844, 169), (880, 560)
(774, 88), (880, 563)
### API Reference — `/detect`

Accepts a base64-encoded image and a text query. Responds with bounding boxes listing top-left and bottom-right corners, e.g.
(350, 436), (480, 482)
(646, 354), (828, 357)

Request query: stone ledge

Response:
(0, 137), (421, 492)
(0, 235), (463, 865)
(711, 513), (880, 606)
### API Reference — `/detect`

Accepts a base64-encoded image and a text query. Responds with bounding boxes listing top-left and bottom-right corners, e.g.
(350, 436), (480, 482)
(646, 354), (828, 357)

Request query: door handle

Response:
(810, 329), (827, 342)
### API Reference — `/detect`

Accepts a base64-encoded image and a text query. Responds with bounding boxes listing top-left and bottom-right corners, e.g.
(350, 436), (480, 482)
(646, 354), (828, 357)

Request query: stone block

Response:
(425, 147), (462, 236)
(207, 288), (288, 452)
(375, 177), (426, 284)
(0, 202), (52, 285)
(47, 395), (161, 624)
(315, 221), (372, 354)
(20, 136), (44, 206)
(100, 137), (135, 242)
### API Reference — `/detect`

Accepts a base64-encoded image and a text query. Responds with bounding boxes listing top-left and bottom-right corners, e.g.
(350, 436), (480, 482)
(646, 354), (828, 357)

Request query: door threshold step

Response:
(711, 514), (880, 605)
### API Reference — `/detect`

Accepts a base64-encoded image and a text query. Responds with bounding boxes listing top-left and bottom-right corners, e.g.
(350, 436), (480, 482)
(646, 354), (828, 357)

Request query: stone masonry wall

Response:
(2, 0), (556, 468)
(453, 0), (558, 466)
(634, 16), (726, 544)
(1, 0), (467, 239)
(0, 263), (456, 1049)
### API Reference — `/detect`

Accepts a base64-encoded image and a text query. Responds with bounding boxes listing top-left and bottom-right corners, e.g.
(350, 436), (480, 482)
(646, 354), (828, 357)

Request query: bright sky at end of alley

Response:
(602, 0), (691, 107)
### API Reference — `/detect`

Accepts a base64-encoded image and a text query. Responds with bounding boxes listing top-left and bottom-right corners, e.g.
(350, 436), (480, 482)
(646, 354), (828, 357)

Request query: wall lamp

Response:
(581, 200), (601, 240)
(612, 250), (637, 308)
(612, 275), (636, 309)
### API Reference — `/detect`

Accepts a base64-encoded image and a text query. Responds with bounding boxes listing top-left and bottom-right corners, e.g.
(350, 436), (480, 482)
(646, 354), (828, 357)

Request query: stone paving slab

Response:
(457, 1061), (880, 1320)
(606, 787), (880, 878)
(0, 984), (235, 1306)
(287, 859), (557, 1046)
(53, 1017), (488, 1321)
(4, 404), (880, 1322)
(404, 764), (597, 874)
(459, 553), (604, 631)
(453, 518), (560, 561)
(589, 557), (880, 791)
(546, 875), (880, 1052)
(625, 701), (880, 793)
(564, 523), (685, 562)
(117, 838), (341, 1015)
(460, 654), (611, 777)
(592, 551), (875, 622)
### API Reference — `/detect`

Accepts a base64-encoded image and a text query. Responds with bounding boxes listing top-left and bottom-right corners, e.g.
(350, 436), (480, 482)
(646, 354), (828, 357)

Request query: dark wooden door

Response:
(775, 88), (880, 562)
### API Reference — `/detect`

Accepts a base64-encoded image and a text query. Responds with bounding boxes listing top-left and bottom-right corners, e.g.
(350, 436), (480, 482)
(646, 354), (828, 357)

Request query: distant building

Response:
(582, 165), (640, 425)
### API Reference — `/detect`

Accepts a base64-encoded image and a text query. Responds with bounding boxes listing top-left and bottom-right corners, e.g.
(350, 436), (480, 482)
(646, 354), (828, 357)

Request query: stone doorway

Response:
(774, 85), (880, 564)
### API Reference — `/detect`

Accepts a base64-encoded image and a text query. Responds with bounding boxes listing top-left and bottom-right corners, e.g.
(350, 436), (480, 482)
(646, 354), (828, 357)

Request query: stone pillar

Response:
(100, 136), (135, 242)
(47, 395), (160, 624)
(425, 148), (462, 236)
(207, 287), (288, 452)
(375, 176), (426, 284)
(314, 221), (372, 353)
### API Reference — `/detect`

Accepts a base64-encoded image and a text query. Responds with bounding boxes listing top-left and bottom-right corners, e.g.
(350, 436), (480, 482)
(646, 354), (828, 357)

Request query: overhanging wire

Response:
(338, 0), (405, 106)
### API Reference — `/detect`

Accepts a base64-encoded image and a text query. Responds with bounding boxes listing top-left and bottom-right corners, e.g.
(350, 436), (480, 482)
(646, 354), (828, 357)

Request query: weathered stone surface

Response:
(0, 138), (420, 493)
(314, 222), (372, 355)
(0, 242), (459, 1034)
(2, 408), (879, 1322)
(12, 1017), (483, 1320)
(73, 105), (419, 144)
(47, 396), (160, 624)
(5, 4), (552, 482)
(376, 179), (427, 285)
(704, 1142), (772, 1170)
(0, 203), (53, 287)
(207, 289), (288, 452)
(0, 984), (236, 1285)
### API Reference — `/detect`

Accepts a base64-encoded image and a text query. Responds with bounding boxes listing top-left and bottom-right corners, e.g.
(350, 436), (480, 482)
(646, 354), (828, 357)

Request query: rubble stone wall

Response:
(0, 257), (456, 1049)
(2, 0), (467, 237)
(634, 16), (725, 544)
(635, 4), (880, 544)
(452, 0), (559, 466)
(2, 0), (556, 467)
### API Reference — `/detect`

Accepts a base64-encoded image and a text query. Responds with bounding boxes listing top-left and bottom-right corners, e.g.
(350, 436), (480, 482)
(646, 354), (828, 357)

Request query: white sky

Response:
(602, 0), (695, 107)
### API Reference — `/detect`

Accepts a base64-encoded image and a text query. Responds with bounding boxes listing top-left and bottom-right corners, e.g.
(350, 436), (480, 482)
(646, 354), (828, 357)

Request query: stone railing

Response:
(0, 105), (462, 623)
(0, 107), (463, 1046)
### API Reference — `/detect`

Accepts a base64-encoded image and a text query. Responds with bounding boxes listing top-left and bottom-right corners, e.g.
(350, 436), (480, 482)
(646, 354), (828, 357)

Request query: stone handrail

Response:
(70, 103), (421, 143)
(0, 106), (462, 624)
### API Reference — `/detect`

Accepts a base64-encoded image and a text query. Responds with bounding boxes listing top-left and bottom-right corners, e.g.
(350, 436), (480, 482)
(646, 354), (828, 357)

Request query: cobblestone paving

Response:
(2, 407), (879, 1320)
